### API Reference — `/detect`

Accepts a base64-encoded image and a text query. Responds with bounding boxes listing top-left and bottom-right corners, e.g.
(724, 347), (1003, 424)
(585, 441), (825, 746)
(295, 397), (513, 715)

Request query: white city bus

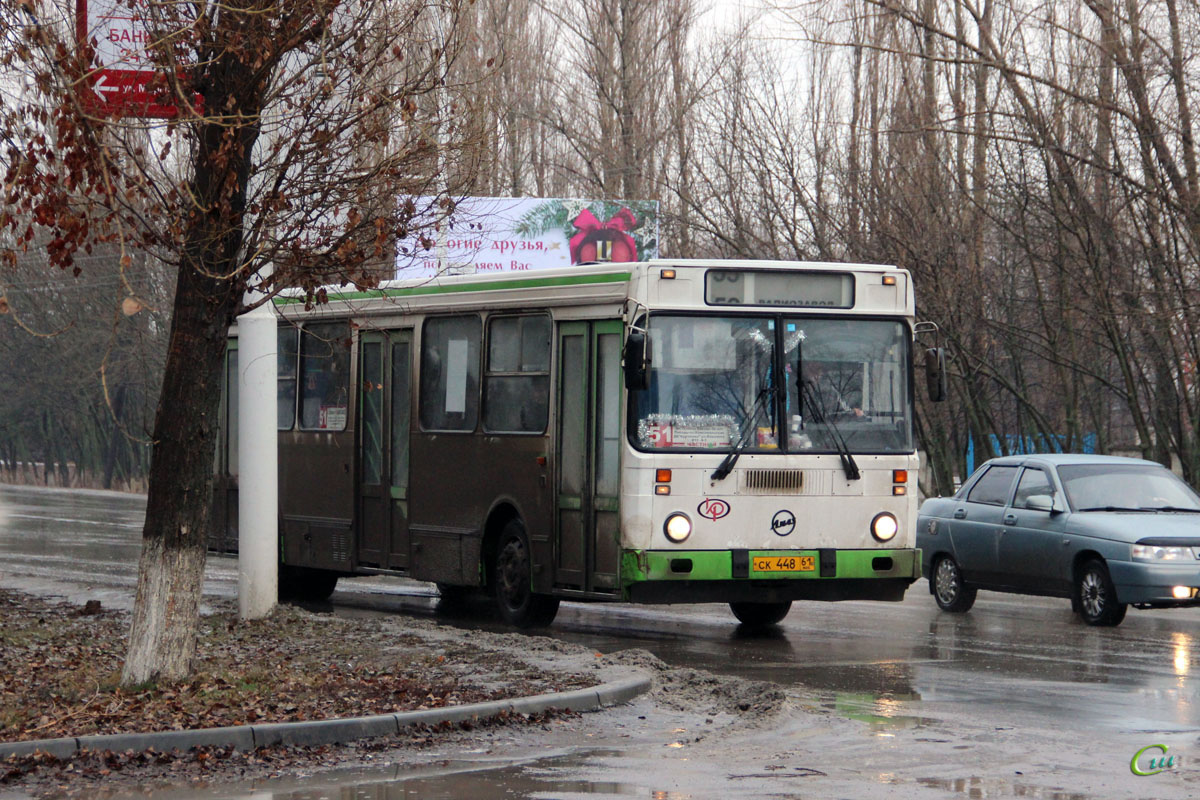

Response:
(211, 259), (944, 627)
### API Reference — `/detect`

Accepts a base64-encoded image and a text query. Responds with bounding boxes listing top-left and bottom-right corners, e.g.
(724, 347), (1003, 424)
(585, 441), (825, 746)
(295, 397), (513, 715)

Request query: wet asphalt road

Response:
(2, 484), (1200, 798)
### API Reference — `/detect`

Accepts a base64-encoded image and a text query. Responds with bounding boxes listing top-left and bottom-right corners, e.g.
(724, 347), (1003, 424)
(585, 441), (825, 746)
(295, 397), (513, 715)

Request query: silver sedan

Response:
(917, 454), (1200, 626)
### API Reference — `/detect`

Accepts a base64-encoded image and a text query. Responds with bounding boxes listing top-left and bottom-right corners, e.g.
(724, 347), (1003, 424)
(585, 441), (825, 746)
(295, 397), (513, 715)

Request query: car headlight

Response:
(1132, 544), (1192, 561)
(871, 512), (899, 543)
(664, 513), (692, 543)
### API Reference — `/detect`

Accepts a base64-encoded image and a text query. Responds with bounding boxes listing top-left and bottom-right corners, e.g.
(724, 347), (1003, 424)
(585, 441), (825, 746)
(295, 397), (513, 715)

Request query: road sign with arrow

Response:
(75, 0), (197, 118)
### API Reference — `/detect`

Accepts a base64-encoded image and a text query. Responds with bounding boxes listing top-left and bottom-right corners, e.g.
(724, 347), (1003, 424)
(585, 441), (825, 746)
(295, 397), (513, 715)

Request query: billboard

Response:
(395, 197), (660, 277)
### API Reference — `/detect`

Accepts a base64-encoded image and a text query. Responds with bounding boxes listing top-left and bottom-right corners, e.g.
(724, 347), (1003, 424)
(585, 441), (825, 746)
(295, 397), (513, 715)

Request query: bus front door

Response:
(556, 320), (622, 595)
(357, 330), (413, 570)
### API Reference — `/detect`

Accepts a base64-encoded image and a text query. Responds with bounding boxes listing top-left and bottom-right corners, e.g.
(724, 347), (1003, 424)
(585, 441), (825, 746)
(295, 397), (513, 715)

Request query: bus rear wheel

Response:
(492, 520), (559, 628)
(729, 601), (792, 626)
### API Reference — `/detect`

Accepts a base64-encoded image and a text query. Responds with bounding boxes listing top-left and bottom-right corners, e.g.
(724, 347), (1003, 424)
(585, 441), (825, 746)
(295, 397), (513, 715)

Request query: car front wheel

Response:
(932, 555), (977, 613)
(1075, 559), (1127, 627)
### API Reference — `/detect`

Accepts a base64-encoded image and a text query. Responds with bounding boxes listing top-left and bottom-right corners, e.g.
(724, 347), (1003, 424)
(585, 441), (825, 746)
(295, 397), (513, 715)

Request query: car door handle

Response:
(1003, 514), (1017, 525)
(953, 509), (967, 519)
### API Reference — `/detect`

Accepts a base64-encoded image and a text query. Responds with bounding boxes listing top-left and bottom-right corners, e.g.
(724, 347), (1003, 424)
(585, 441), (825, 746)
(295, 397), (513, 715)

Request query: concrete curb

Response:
(0, 675), (651, 761)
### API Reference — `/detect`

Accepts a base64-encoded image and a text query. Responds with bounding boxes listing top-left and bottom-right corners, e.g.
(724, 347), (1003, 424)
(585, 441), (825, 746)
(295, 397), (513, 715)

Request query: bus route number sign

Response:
(752, 555), (815, 573)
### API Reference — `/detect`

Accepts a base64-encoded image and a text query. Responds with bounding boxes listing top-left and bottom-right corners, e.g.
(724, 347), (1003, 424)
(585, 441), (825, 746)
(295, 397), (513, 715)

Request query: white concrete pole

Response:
(237, 271), (278, 619)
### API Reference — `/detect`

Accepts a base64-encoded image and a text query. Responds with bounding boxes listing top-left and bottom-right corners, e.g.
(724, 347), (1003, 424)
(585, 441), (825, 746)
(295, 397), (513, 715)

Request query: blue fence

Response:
(965, 432), (1096, 475)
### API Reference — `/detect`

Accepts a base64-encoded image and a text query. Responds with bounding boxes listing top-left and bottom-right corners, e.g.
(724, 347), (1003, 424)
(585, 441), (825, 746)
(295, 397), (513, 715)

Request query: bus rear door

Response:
(357, 330), (413, 570)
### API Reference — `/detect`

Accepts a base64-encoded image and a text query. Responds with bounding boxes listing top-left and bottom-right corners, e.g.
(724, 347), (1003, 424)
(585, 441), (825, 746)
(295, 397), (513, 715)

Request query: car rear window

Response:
(967, 465), (1018, 506)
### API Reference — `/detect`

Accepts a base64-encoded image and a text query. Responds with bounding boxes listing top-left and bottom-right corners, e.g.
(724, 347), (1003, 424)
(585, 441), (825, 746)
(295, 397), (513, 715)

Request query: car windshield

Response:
(1058, 464), (1200, 511)
(630, 314), (912, 453)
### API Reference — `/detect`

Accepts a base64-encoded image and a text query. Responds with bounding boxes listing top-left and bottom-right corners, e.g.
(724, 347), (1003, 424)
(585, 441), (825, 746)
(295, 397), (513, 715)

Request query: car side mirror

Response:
(1025, 494), (1057, 513)
(624, 331), (649, 391)
(925, 347), (948, 402)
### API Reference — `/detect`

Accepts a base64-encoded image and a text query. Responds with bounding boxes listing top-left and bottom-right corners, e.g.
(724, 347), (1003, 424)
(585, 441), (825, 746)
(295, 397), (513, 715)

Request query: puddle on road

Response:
(825, 691), (930, 732)
(788, 660), (921, 697)
(151, 751), (692, 800)
(915, 776), (1090, 800)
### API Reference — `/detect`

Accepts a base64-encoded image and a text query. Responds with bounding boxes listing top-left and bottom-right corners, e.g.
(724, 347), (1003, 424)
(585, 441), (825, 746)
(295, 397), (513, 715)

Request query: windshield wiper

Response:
(800, 378), (860, 481)
(711, 384), (775, 482)
(1078, 506), (1151, 512)
(1143, 506), (1200, 513)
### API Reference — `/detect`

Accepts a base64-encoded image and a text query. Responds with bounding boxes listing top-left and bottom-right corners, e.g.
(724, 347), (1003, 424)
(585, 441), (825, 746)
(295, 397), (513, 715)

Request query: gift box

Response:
(569, 208), (638, 263)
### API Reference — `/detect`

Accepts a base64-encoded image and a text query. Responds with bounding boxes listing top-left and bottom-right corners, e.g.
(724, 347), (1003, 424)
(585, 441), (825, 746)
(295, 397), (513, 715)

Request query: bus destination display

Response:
(705, 270), (854, 308)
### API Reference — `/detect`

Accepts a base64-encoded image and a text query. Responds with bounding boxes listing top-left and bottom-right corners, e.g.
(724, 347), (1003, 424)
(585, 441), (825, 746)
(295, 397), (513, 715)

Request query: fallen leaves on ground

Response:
(0, 589), (592, 744)
(2, 708), (576, 789)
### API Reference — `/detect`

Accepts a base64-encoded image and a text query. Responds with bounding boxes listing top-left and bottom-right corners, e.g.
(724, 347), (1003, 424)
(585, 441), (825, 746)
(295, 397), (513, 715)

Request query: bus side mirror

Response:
(925, 347), (947, 402)
(624, 331), (649, 391)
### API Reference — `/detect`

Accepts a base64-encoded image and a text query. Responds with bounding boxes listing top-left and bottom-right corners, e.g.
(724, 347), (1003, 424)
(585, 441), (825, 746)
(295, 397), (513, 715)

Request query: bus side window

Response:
(277, 326), (299, 430)
(483, 315), (550, 433)
(298, 322), (350, 431)
(419, 315), (481, 432)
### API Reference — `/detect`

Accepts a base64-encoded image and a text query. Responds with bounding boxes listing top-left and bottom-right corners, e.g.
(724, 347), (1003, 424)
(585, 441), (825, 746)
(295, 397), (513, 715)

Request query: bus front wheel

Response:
(492, 520), (559, 628)
(729, 601), (792, 627)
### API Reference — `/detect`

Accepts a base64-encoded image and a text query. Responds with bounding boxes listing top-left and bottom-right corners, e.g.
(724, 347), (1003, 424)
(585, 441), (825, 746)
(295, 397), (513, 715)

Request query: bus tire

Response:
(436, 582), (476, 605)
(279, 565), (339, 602)
(729, 601), (792, 626)
(492, 520), (559, 628)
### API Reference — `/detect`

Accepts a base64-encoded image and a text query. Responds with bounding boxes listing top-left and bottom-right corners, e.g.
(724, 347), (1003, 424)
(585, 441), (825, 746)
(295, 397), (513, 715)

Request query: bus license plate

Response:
(752, 556), (815, 573)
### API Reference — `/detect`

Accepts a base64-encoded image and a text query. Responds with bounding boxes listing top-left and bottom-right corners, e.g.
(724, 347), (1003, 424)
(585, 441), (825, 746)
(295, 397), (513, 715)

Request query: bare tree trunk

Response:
(122, 263), (242, 684)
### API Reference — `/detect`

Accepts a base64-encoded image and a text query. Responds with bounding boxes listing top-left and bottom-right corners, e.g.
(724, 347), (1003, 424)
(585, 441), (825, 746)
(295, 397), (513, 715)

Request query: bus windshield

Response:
(631, 315), (912, 454)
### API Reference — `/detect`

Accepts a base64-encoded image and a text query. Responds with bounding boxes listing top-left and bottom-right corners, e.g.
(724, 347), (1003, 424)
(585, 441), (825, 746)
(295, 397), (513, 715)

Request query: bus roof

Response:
(274, 259), (905, 306)
(644, 259), (902, 271)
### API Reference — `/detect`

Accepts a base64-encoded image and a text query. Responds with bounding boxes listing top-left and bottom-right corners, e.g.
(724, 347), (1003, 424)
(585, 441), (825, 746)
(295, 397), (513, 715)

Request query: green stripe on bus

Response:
(620, 548), (921, 583)
(273, 271), (633, 306)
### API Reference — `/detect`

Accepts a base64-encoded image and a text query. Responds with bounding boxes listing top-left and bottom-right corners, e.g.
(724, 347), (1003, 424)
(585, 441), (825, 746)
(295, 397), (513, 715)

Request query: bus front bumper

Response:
(621, 548), (921, 604)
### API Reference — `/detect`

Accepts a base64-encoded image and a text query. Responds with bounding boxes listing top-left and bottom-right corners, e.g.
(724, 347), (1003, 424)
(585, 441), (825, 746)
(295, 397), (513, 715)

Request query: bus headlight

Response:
(871, 512), (899, 543)
(664, 513), (692, 543)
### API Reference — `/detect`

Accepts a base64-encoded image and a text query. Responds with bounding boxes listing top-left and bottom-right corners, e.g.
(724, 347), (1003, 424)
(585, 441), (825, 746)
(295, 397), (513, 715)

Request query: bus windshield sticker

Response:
(321, 406), (347, 430)
(756, 427), (778, 448)
(641, 414), (736, 449)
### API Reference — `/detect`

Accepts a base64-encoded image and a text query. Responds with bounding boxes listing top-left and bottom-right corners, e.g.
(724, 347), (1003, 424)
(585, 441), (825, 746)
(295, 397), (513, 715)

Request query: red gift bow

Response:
(569, 208), (638, 263)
